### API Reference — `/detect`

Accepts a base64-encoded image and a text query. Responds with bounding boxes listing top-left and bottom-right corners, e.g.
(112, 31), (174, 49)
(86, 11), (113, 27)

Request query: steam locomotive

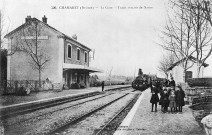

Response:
(131, 76), (149, 91)
(131, 69), (157, 91)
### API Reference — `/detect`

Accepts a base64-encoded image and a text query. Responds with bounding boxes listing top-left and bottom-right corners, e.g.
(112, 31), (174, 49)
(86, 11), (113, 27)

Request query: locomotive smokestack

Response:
(138, 69), (143, 76)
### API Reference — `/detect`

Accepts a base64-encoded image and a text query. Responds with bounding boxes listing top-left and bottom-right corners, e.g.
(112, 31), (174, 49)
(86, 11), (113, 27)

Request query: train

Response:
(132, 69), (164, 91)
(131, 76), (149, 91)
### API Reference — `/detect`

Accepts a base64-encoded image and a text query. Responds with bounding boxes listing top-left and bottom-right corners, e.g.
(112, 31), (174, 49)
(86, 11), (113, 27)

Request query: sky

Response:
(1, 0), (212, 78)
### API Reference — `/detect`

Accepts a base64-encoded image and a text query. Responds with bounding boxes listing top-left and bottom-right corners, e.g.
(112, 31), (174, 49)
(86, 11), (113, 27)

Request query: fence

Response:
(89, 80), (131, 87)
(4, 80), (55, 94)
(185, 87), (212, 96)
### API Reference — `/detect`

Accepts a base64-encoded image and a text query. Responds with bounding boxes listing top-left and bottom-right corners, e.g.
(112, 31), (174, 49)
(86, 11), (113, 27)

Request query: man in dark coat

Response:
(164, 79), (169, 87)
(159, 87), (165, 111)
(175, 85), (185, 112)
(150, 82), (159, 112)
(169, 77), (176, 87)
(101, 81), (105, 92)
(160, 88), (170, 113)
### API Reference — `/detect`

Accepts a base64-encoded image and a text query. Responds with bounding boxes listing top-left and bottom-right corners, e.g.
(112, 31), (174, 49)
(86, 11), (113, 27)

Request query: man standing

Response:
(102, 81), (105, 92)
(169, 77), (176, 87)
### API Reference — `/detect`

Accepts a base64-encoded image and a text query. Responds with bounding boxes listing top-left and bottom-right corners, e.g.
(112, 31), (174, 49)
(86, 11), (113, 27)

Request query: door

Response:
(185, 71), (192, 82)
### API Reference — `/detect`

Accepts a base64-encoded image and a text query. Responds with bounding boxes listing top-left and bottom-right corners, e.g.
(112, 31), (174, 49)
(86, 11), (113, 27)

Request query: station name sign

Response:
(21, 36), (49, 40)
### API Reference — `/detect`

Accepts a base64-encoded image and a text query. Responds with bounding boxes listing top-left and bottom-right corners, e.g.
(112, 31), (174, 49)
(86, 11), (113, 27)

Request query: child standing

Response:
(159, 87), (166, 112)
(161, 88), (169, 113)
(169, 88), (177, 113)
(150, 83), (159, 112)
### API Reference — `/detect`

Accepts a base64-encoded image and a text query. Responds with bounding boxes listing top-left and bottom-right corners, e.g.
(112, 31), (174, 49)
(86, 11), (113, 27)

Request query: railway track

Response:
(2, 88), (134, 128)
(3, 88), (137, 135)
(0, 92), (101, 119)
(4, 93), (114, 126)
(0, 87), (131, 120)
(48, 91), (140, 135)
(95, 93), (140, 135)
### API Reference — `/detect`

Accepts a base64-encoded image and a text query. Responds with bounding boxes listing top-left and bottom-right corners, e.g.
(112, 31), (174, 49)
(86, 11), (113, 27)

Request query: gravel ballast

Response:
(3, 90), (134, 135)
(54, 92), (139, 135)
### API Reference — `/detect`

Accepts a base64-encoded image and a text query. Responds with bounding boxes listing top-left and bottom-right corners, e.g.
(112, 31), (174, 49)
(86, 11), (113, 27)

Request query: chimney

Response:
(42, 15), (47, 23)
(72, 34), (77, 40)
(25, 16), (31, 23)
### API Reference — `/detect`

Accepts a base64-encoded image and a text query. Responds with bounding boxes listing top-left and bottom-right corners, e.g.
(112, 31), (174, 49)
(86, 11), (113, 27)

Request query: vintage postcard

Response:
(1, 0), (212, 135)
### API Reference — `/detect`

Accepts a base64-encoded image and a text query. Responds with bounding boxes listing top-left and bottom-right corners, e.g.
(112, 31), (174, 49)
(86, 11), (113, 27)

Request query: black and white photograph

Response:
(0, 0), (212, 134)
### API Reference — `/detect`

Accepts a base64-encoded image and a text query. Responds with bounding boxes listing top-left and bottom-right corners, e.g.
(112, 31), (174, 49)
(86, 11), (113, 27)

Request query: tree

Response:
(0, 10), (18, 53)
(0, 10), (2, 92)
(158, 53), (175, 79)
(0, 10), (18, 93)
(159, 1), (196, 82)
(107, 67), (113, 86)
(16, 19), (50, 88)
(188, 0), (212, 77)
(170, 0), (212, 77)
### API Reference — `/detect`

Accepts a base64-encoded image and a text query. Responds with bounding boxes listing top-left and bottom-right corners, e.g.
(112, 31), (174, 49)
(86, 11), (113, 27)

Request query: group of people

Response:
(150, 77), (185, 113)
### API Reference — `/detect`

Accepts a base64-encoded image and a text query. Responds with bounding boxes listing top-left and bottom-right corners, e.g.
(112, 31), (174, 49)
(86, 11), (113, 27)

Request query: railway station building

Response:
(5, 15), (102, 90)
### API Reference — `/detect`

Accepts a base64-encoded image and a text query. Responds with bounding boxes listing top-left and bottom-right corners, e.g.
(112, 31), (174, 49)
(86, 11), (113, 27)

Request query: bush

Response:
(187, 78), (212, 87)
(71, 83), (80, 89)
(16, 87), (31, 96)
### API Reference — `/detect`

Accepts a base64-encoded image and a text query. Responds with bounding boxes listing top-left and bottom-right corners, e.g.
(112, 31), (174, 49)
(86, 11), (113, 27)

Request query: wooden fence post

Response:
(15, 81), (18, 92)
(35, 81), (37, 91)
(26, 80), (28, 88)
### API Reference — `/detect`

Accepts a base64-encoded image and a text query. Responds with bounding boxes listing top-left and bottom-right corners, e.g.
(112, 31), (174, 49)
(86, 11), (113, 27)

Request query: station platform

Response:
(0, 85), (130, 110)
(114, 88), (206, 135)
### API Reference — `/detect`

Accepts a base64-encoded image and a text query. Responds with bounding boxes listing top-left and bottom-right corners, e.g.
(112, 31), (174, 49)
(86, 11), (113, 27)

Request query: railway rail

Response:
(5, 93), (114, 126)
(48, 91), (140, 135)
(0, 92), (101, 119)
(3, 88), (139, 134)
(3, 88), (135, 135)
(0, 87), (131, 120)
(95, 93), (140, 135)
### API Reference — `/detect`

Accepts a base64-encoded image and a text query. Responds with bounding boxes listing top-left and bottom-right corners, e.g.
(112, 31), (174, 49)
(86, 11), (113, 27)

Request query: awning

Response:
(63, 63), (103, 73)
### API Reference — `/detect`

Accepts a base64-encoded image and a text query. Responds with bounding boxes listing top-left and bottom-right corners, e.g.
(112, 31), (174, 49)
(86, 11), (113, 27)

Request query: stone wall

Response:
(185, 87), (212, 104)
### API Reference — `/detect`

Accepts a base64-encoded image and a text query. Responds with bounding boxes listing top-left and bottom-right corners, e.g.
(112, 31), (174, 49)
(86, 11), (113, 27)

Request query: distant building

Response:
(167, 56), (209, 83)
(5, 15), (102, 89)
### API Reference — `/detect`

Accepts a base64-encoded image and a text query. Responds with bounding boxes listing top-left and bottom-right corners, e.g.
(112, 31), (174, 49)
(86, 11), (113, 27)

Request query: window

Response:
(67, 44), (72, 58)
(77, 48), (80, 61)
(85, 52), (87, 63)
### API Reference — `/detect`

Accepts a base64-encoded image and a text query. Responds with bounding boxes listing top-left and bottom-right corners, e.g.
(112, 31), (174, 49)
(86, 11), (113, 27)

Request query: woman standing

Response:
(150, 82), (159, 112)
(175, 85), (185, 112)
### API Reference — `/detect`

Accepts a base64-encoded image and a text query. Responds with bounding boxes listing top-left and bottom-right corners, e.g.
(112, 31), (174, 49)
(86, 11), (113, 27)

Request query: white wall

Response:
(168, 60), (205, 84)
(7, 23), (62, 83)
(173, 66), (184, 83)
